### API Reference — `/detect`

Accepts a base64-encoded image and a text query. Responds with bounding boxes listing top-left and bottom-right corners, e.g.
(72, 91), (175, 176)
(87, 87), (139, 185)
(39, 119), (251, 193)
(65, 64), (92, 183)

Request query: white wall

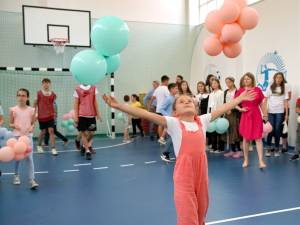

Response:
(190, 0), (300, 146)
(0, 0), (188, 24)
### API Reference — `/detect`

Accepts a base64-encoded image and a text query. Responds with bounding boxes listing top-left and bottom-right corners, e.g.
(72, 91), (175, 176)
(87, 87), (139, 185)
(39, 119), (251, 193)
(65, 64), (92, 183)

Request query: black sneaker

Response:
(80, 145), (85, 156)
(86, 151), (92, 160)
(289, 154), (300, 161)
(282, 148), (288, 153)
(75, 140), (81, 150)
(160, 153), (171, 162)
(89, 146), (96, 154)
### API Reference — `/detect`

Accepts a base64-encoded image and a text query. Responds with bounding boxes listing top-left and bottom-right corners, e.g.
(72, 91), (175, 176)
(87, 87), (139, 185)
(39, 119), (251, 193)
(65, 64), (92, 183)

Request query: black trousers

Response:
(44, 125), (68, 145)
(211, 132), (224, 151)
(131, 118), (144, 137)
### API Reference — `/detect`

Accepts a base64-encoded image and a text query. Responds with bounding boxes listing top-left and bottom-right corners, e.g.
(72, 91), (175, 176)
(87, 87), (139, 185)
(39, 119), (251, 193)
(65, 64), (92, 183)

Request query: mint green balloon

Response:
(116, 112), (124, 121)
(216, 118), (229, 134)
(67, 119), (74, 126)
(67, 125), (75, 133)
(70, 49), (107, 85)
(105, 54), (121, 74)
(91, 16), (129, 56)
(207, 121), (217, 133)
(61, 120), (69, 128)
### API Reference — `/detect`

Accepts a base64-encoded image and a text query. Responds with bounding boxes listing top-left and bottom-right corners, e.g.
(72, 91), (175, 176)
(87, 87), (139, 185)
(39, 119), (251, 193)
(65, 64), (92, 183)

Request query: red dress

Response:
(235, 87), (265, 141)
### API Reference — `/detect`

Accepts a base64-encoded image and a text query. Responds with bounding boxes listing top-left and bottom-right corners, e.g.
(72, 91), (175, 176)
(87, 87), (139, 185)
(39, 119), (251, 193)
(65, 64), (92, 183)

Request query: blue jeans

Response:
(14, 136), (35, 180)
(267, 113), (284, 150)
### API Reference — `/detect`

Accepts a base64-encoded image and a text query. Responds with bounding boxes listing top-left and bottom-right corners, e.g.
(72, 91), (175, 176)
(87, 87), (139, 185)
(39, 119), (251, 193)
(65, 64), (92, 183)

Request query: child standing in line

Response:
(290, 96), (300, 161)
(122, 95), (132, 143)
(196, 81), (209, 116)
(74, 84), (101, 160)
(130, 94), (144, 138)
(10, 88), (38, 189)
(34, 78), (58, 155)
(103, 89), (255, 225)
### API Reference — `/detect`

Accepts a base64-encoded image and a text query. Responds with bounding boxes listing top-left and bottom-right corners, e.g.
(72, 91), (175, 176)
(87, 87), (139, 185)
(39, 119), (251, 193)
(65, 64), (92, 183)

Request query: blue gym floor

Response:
(0, 137), (299, 225)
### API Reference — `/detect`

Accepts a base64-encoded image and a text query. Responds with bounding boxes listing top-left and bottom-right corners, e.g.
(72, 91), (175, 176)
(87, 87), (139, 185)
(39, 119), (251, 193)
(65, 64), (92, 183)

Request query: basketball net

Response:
(50, 38), (68, 54)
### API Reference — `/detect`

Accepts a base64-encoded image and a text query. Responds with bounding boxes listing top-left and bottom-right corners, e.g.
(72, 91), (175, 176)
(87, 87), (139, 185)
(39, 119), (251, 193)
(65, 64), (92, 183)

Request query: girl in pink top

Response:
(9, 88), (38, 189)
(102, 90), (255, 225)
(235, 73), (268, 169)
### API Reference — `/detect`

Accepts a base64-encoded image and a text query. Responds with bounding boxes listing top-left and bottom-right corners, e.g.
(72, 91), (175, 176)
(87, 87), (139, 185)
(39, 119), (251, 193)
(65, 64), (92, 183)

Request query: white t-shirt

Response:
(0, 105), (3, 116)
(73, 85), (99, 98)
(265, 86), (289, 113)
(165, 114), (211, 157)
(153, 85), (170, 113)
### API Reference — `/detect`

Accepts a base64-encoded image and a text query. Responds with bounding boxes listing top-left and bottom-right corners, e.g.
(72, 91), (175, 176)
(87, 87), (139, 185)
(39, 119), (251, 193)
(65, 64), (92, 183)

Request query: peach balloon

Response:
(15, 153), (26, 161)
(203, 36), (223, 56)
(223, 43), (242, 58)
(238, 7), (259, 30)
(19, 136), (31, 146)
(0, 146), (15, 162)
(221, 23), (244, 44)
(220, 2), (240, 24)
(6, 138), (17, 148)
(225, 0), (247, 9)
(205, 10), (224, 34)
(14, 141), (27, 154)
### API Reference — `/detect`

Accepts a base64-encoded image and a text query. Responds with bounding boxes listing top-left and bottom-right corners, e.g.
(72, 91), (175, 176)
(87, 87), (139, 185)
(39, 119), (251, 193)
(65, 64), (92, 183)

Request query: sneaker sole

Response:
(160, 155), (171, 162)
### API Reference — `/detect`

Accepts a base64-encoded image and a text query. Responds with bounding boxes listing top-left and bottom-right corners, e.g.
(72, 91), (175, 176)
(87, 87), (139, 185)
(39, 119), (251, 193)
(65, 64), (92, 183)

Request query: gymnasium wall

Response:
(190, 0), (300, 146)
(0, 10), (199, 136)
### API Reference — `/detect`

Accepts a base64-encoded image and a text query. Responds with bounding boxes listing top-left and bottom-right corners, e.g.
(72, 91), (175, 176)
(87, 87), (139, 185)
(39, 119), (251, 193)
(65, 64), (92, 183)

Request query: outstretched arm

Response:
(211, 90), (256, 121)
(103, 94), (166, 127)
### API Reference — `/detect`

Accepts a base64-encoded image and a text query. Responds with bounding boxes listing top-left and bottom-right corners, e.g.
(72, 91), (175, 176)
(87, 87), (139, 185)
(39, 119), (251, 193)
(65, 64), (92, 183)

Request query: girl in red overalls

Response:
(103, 90), (255, 225)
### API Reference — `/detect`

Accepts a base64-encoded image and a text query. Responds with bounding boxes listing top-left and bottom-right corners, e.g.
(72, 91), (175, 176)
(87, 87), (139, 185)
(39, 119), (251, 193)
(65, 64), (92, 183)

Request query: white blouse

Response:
(207, 89), (224, 112)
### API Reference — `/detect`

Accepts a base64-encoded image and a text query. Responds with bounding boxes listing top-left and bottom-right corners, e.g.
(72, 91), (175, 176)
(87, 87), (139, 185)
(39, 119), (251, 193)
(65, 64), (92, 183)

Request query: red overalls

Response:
(173, 116), (209, 225)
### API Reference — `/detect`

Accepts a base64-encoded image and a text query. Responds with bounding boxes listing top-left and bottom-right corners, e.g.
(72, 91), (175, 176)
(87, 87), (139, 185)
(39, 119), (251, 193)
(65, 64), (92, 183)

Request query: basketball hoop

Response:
(50, 38), (69, 54)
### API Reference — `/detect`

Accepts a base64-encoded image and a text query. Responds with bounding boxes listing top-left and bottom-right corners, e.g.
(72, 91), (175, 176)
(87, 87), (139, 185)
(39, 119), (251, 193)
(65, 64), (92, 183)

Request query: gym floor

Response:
(0, 137), (299, 225)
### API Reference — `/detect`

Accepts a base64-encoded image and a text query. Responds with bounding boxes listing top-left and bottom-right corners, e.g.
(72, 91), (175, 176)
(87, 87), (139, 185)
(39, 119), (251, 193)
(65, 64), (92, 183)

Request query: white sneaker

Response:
(13, 175), (21, 185)
(37, 146), (44, 154)
(29, 179), (39, 189)
(158, 137), (166, 145)
(274, 151), (280, 157)
(51, 148), (58, 156)
(265, 149), (271, 157)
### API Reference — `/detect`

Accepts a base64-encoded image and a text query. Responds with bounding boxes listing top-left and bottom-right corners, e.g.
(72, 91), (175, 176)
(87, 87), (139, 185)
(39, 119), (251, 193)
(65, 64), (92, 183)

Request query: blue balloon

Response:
(207, 121), (217, 133)
(91, 16), (129, 56)
(216, 118), (229, 134)
(70, 49), (107, 85)
(5, 131), (13, 140)
(0, 127), (8, 140)
(105, 54), (121, 74)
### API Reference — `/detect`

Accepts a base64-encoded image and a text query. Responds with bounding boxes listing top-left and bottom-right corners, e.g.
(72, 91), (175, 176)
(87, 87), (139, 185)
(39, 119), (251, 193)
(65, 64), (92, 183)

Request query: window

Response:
(199, 0), (263, 24)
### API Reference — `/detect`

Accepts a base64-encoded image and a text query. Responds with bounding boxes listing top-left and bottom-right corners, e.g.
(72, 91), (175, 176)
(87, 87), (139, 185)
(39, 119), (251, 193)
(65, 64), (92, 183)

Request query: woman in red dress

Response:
(235, 73), (268, 169)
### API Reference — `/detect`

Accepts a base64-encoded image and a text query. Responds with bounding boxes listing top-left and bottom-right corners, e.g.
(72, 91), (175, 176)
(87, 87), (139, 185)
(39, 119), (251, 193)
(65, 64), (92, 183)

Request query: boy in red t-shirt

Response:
(74, 84), (101, 160)
(34, 78), (58, 155)
(290, 97), (300, 161)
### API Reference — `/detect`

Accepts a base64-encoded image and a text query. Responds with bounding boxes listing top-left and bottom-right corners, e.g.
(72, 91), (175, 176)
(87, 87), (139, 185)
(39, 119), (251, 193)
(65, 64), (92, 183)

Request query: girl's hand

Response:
(28, 125), (34, 133)
(227, 110), (232, 115)
(14, 124), (21, 130)
(240, 107), (249, 112)
(102, 94), (119, 109)
(263, 114), (268, 122)
(239, 90), (256, 102)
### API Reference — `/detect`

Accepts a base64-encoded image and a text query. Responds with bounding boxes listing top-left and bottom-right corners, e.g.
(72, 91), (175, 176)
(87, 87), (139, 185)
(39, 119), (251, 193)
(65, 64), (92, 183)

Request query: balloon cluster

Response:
(207, 118), (230, 134)
(204, 0), (259, 58)
(61, 110), (76, 133)
(0, 136), (32, 162)
(71, 16), (129, 85)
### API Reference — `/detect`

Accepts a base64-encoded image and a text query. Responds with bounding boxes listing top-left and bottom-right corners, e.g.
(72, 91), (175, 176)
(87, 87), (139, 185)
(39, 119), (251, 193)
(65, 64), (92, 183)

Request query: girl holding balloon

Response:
(9, 88), (39, 189)
(235, 73), (267, 169)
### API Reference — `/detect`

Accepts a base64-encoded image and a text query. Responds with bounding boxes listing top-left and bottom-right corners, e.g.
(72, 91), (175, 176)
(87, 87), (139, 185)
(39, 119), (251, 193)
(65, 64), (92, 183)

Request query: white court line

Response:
(206, 206), (300, 225)
(74, 163), (91, 167)
(144, 161), (157, 164)
(170, 157), (176, 160)
(93, 167), (109, 170)
(64, 169), (79, 173)
(34, 171), (49, 174)
(120, 164), (134, 167)
(2, 172), (15, 175)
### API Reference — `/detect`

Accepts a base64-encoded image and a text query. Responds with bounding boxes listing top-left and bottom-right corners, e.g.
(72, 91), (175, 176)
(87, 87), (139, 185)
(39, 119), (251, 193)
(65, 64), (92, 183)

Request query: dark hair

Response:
(168, 83), (177, 91)
(205, 74), (215, 86)
(172, 95), (195, 111)
(225, 77), (236, 89)
(161, 75), (169, 83)
(179, 80), (193, 96)
(17, 88), (30, 106)
(131, 94), (140, 102)
(42, 78), (51, 83)
(241, 72), (256, 87)
(197, 81), (207, 94)
(270, 72), (285, 95)
(211, 78), (222, 90)
(176, 75), (183, 80)
(124, 95), (130, 102)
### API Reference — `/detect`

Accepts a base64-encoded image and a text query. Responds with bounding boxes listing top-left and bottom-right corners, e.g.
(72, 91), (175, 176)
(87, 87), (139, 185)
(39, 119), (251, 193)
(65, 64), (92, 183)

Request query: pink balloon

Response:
(27, 146), (33, 153)
(15, 153), (26, 161)
(263, 122), (273, 134)
(18, 136), (31, 146)
(69, 110), (75, 118)
(62, 114), (71, 120)
(14, 141), (27, 154)
(224, 0), (247, 9)
(223, 42), (242, 58)
(238, 7), (259, 30)
(6, 138), (17, 148)
(221, 23), (244, 44)
(0, 146), (15, 162)
(220, 2), (240, 24)
(205, 10), (224, 34)
(203, 36), (223, 56)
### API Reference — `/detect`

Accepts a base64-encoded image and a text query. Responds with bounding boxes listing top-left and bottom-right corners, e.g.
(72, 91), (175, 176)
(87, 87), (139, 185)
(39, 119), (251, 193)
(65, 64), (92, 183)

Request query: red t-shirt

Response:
(37, 90), (56, 122)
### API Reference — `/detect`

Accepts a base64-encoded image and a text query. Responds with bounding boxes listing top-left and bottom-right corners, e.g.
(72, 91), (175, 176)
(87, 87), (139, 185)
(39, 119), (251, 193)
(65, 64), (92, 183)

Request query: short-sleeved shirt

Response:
(10, 105), (35, 136)
(153, 86), (170, 113)
(265, 86), (289, 114)
(165, 114), (211, 157)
